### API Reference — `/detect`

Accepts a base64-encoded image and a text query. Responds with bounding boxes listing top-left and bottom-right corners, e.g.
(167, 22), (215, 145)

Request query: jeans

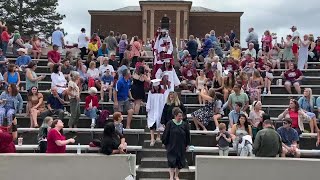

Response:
(219, 147), (230, 156)
(2, 42), (8, 56)
(84, 107), (98, 119)
(68, 98), (80, 127)
(0, 107), (15, 126)
(42, 109), (65, 120)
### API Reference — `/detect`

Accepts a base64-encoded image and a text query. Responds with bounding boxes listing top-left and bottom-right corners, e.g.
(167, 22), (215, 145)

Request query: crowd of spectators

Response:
(0, 23), (319, 168)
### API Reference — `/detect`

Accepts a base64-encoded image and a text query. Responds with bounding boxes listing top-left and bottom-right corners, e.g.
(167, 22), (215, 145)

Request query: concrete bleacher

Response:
(5, 51), (320, 180)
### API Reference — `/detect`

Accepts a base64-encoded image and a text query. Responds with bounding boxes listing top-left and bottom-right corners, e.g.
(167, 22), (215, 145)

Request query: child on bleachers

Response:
(100, 68), (114, 102)
(216, 123), (231, 156)
(113, 112), (123, 135)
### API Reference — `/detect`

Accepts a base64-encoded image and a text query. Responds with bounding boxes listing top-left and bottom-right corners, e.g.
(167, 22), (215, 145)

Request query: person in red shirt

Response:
(47, 44), (61, 72)
(278, 99), (310, 135)
(0, 116), (17, 153)
(204, 62), (214, 83)
(283, 62), (303, 94)
(85, 87), (99, 128)
(224, 56), (239, 72)
(181, 61), (197, 91)
(1, 26), (12, 56)
(240, 54), (254, 70)
(46, 119), (75, 153)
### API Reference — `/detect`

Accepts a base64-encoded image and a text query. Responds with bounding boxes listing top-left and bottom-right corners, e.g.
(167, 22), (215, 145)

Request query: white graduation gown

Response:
(155, 69), (181, 92)
(154, 35), (173, 55)
(146, 92), (166, 129)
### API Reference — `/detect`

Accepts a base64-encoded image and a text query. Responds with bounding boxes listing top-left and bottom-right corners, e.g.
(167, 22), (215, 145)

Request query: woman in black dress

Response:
(162, 108), (190, 180)
(161, 91), (187, 126)
(101, 122), (127, 155)
(131, 66), (150, 114)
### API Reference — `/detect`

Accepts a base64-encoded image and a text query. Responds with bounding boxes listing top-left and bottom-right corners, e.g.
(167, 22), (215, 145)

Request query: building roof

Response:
(114, 6), (217, 12)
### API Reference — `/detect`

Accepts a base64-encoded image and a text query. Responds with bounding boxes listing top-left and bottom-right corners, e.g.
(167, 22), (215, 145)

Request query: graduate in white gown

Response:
(146, 79), (166, 146)
(155, 58), (180, 92)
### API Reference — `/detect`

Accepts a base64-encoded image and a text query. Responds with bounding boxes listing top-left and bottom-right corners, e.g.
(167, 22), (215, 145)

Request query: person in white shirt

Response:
(98, 57), (115, 76)
(245, 28), (259, 56)
(78, 28), (89, 60)
(244, 43), (257, 59)
(87, 61), (100, 89)
(290, 26), (300, 61)
(51, 64), (67, 96)
(51, 27), (64, 53)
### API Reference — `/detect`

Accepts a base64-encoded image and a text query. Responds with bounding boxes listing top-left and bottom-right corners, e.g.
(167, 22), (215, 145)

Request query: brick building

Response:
(89, 0), (243, 46)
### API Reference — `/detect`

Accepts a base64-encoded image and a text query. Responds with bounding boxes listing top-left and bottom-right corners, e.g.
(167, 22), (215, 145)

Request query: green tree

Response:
(0, 0), (65, 38)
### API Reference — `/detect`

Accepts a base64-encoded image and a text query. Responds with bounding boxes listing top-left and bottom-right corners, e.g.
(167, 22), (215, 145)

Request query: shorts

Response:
(306, 112), (316, 119)
(292, 43), (299, 54)
(115, 100), (133, 113)
(285, 80), (301, 85)
(149, 122), (157, 130)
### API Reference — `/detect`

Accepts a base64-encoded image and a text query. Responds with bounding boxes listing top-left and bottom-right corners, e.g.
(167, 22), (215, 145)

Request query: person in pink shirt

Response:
(261, 30), (273, 51)
(31, 35), (41, 59)
(130, 36), (141, 68)
(1, 27), (12, 56)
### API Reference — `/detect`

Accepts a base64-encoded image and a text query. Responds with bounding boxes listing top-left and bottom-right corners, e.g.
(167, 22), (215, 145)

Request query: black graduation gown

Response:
(161, 120), (190, 169)
(160, 103), (187, 125)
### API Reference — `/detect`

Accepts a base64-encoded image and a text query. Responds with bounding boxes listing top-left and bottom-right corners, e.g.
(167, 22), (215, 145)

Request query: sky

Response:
(57, 0), (320, 46)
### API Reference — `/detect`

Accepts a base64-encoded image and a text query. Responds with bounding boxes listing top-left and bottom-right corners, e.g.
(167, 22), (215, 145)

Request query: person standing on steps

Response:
(162, 107), (190, 180)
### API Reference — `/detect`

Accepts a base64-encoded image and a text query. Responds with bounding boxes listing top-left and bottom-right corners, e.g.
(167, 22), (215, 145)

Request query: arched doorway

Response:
(161, 14), (170, 30)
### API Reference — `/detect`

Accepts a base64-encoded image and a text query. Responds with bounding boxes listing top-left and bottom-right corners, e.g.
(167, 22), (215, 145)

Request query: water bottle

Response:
(77, 143), (81, 155)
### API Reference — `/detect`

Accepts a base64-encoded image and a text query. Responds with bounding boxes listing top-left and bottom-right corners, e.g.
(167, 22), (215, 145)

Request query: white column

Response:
(176, 10), (181, 48)
(150, 10), (155, 40)
(142, 10), (147, 43)
(183, 10), (188, 39)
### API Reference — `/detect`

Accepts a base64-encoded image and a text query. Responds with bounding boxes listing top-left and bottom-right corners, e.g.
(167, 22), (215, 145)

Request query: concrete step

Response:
(140, 157), (168, 168)
(140, 178), (188, 180)
(136, 167), (194, 180)
(143, 140), (164, 149)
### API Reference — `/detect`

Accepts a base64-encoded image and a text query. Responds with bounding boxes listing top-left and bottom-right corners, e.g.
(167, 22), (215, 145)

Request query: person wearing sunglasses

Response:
(277, 118), (300, 158)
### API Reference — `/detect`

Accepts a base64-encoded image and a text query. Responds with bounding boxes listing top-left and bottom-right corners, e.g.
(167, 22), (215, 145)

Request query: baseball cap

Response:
(110, 52), (116, 56)
(17, 48), (27, 54)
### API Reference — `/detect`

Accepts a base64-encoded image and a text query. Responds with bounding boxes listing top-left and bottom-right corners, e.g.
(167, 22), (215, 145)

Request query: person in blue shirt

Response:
(298, 88), (319, 133)
(277, 118), (300, 158)
(42, 87), (65, 120)
(209, 30), (217, 43)
(228, 102), (245, 129)
(186, 35), (198, 60)
(114, 69), (133, 129)
(15, 48), (32, 69)
(97, 43), (109, 65)
(100, 68), (114, 102)
(199, 34), (213, 61)
(317, 96), (320, 120)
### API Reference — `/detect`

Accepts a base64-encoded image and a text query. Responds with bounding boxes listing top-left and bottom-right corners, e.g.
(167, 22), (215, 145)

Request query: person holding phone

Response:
(25, 62), (45, 91)
(100, 122), (127, 155)
(0, 116), (17, 153)
(47, 119), (75, 153)
(42, 87), (65, 120)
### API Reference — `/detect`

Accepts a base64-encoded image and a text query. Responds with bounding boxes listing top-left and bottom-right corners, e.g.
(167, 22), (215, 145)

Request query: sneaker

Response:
(109, 99), (112, 102)
(156, 138), (161, 143)
(268, 91), (271, 95)
(90, 123), (95, 129)
(150, 140), (155, 147)
(263, 90), (267, 94)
